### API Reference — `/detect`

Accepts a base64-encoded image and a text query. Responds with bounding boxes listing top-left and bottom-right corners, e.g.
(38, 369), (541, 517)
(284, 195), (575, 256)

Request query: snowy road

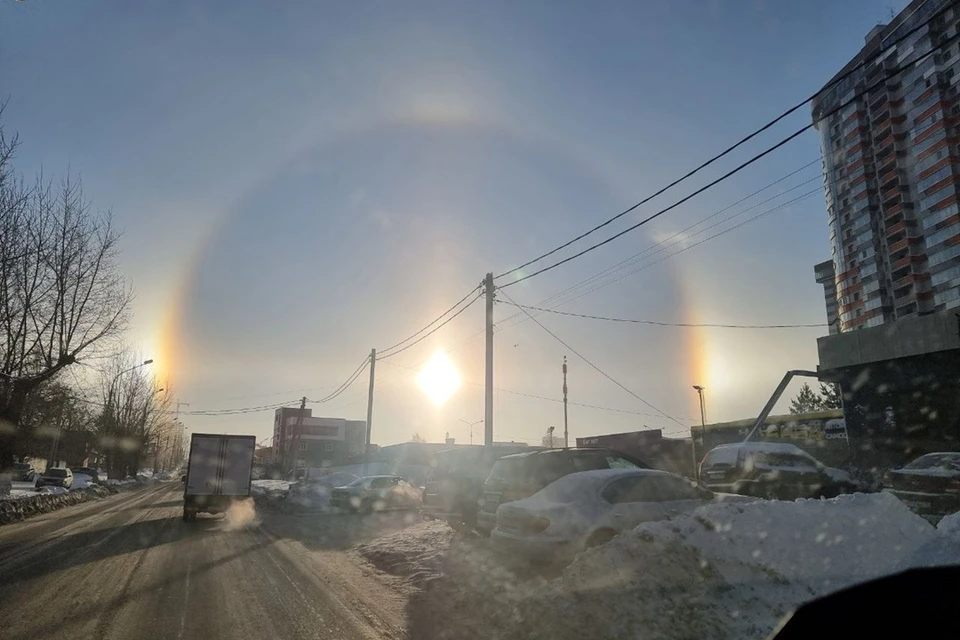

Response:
(0, 483), (408, 640)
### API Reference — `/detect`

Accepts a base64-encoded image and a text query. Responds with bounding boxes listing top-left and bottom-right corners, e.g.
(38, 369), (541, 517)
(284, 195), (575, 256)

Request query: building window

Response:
(299, 442), (307, 451)
(324, 442), (334, 452)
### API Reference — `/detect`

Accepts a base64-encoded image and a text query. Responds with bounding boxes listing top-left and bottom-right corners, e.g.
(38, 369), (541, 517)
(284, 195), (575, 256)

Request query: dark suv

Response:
(476, 448), (648, 534)
(699, 442), (857, 500)
(423, 445), (535, 530)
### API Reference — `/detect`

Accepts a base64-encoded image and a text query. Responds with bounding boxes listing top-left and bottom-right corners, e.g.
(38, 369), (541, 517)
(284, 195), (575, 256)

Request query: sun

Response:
(416, 352), (461, 406)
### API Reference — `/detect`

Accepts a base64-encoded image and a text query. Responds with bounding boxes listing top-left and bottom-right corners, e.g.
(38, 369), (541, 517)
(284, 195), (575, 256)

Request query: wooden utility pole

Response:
(365, 348), (376, 450)
(291, 396), (307, 478)
(563, 356), (569, 449)
(484, 273), (494, 448)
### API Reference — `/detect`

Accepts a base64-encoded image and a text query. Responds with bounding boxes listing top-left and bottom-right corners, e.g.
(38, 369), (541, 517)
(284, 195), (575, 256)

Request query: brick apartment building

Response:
(812, 0), (960, 331)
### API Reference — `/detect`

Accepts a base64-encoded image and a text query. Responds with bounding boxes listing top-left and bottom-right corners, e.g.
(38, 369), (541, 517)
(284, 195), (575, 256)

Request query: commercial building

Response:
(812, 0), (960, 332)
(271, 406), (366, 471)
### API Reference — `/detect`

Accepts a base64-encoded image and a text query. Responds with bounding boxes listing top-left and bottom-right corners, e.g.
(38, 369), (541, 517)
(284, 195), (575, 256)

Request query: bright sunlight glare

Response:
(416, 352), (461, 407)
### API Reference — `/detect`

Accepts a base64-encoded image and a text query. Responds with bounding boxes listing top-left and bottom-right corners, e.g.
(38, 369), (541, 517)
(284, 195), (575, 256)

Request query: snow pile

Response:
(403, 493), (960, 640)
(71, 473), (92, 490)
(538, 493), (958, 639)
(356, 520), (454, 586)
(251, 479), (292, 495)
(937, 511), (960, 537)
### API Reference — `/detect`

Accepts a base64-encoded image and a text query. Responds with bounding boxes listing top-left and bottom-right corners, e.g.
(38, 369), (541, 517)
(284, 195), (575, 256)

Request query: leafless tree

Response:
(0, 120), (133, 466)
(97, 352), (172, 478)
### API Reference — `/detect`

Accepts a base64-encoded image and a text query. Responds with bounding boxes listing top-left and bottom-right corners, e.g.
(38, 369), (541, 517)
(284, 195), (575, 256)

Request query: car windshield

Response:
(5, 3), (960, 639)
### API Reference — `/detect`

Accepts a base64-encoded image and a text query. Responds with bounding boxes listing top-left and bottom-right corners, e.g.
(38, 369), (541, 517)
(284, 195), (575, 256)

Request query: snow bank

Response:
(356, 520), (454, 586)
(251, 479), (291, 495)
(71, 473), (92, 490)
(937, 510), (960, 537)
(402, 493), (960, 640)
(543, 492), (959, 639)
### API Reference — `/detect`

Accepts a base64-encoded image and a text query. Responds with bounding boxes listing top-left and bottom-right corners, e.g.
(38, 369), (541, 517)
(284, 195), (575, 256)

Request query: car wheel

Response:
(586, 528), (618, 548)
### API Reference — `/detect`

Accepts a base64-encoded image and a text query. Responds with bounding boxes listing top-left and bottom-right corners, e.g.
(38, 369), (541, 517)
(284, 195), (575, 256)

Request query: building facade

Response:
(271, 407), (366, 471)
(812, 0), (960, 332)
(814, 259), (841, 334)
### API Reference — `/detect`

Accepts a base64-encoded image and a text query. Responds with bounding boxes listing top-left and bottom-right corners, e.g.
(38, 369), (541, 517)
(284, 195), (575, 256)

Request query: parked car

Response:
(884, 452), (960, 522)
(7, 462), (34, 481)
(35, 467), (73, 489)
(72, 467), (100, 483)
(491, 468), (751, 561)
(330, 475), (421, 512)
(699, 442), (858, 500)
(423, 445), (535, 529)
(477, 448), (648, 534)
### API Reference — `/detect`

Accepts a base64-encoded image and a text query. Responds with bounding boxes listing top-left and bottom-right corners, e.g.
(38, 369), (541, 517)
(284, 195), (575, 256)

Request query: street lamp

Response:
(459, 418), (483, 445)
(104, 358), (154, 472)
(692, 385), (706, 480)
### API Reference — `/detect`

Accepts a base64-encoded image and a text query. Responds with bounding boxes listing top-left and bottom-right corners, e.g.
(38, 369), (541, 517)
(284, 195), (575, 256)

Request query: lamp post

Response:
(104, 359), (153, 473)
(459, 418), (483, 446)
(692, 385), (706, 480)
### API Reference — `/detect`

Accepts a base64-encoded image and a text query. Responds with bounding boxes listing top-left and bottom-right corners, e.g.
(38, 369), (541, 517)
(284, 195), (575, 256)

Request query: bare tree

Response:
(0, 121), (133, 466)
(97, 352), (171, 478)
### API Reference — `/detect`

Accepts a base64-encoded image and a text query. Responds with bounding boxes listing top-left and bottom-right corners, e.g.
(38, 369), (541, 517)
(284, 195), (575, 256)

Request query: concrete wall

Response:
(818, 309), (960, 372)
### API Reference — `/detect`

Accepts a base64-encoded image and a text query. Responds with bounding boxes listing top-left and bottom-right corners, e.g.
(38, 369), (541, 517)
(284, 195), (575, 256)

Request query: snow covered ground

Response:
(356, 520), (454, 588)
(364, 494), (960, 640)
(251, 479), (292, 495)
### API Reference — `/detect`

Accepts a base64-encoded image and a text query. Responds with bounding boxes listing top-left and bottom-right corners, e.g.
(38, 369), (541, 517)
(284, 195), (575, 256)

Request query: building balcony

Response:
(886, 220), (906, 235)
(884, 202), (903, 218)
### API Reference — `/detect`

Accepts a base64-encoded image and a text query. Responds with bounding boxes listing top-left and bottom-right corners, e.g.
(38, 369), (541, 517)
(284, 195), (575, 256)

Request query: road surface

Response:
(0, 483), (409, 640)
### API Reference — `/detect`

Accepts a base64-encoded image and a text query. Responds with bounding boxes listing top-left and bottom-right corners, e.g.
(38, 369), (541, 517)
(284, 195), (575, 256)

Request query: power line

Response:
(501, 128), (810, 287)
(311, 356), (370, 404)
(498, 301), (828, 329)
(493, 183), (823, 339)
(377, 285), (481, 354)
(437, 160), (824, 355)
(500, 27), (960, 288)
(494, 0), (958, 281)
(496, 288), (686, 428)
(378, 359), (698, 421)
(378, 292), (483, 360)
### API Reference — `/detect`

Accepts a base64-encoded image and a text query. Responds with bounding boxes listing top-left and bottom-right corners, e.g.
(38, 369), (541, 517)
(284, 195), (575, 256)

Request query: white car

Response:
(491, 468), (750, 561)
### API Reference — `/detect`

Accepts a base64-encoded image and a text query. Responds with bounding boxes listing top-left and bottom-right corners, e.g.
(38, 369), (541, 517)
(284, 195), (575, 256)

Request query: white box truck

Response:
(182, 433), (256, 521)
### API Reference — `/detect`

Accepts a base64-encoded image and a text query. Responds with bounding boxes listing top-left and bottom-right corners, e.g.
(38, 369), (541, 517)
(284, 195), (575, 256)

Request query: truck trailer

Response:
(182, 433), (256, 522)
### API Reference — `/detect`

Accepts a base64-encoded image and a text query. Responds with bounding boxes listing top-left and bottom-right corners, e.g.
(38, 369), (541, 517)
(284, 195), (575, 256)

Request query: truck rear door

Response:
(186, 435), (223, 495)
(221, 436), (255, 496)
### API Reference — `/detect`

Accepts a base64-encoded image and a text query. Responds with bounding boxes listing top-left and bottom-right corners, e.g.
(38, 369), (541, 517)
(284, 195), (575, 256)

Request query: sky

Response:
(0, 0), (909, 448)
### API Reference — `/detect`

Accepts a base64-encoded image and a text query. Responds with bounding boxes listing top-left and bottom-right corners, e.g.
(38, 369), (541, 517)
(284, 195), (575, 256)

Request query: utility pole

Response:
(562, 356), (569, 448)
(292, 396), (307, 478)
(484, 272), (495, 448)
(365, 348), (376, 450)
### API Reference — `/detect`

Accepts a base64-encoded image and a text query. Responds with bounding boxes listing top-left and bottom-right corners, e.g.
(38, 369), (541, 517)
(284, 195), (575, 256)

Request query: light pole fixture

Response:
(692, 385), (706, 481)
(459, 418), (483, 445)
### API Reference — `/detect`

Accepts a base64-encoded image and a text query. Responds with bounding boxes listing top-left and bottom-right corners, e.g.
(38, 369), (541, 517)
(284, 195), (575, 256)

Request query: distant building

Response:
(576, 429), (692, 478)
(812, 0), (960, 331)
(271, 407), (365, 471)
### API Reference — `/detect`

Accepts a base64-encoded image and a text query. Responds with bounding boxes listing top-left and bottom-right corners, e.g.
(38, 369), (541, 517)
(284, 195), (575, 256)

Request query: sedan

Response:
(35, 467), (73, 489)
(491, 468), (750, 562)
(885, 452), (960, 522)
(330, 475), (421, 512)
